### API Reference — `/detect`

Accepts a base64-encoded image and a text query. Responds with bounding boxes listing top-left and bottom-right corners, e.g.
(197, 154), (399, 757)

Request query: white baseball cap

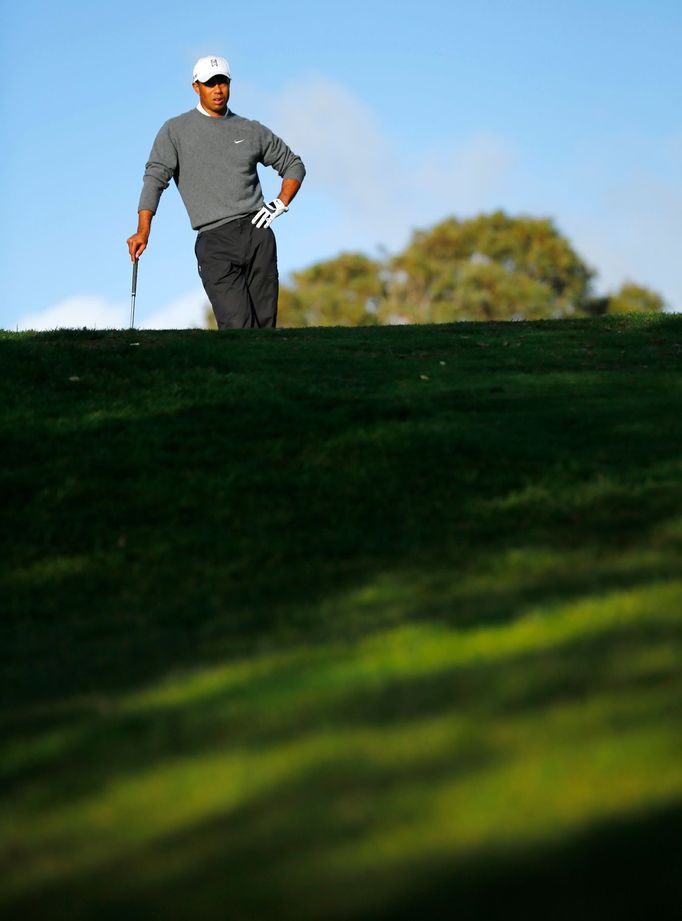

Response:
(193, 55), (231, 84)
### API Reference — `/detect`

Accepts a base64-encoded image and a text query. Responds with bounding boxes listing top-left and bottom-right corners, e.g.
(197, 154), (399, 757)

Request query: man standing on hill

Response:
(127, 55), (306, 329)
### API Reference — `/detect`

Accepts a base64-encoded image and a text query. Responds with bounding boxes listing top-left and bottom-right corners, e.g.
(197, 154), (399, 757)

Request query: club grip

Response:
(132, 259), (139, 295)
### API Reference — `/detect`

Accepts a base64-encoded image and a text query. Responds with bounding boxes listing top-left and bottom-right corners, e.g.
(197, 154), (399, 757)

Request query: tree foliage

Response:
(607, 283), (666, 315)
(280, 253), (384, 327)
(582, 282), (667, 317)
(385, 211), (595, 322)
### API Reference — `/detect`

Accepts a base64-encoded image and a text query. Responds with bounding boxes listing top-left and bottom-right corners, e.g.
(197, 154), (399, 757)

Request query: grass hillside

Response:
(2, 315), (682, 919)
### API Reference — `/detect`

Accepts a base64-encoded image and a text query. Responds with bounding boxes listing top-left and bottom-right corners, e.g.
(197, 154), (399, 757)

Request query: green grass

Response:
(2, 314), (681, 919)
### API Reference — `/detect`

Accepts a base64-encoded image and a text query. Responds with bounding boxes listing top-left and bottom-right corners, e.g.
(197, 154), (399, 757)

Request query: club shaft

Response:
(130, 260), (139, 329)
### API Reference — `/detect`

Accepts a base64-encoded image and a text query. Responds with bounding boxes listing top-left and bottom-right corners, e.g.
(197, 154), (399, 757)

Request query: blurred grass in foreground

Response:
(1, 315), (681, 919)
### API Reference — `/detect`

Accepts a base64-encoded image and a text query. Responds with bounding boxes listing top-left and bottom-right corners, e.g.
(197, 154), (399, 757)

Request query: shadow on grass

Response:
(7, 782), (682, 920)
(2, 381), (682, 709)
(371, 801), (682, 921)
(2, 319), (682, 739)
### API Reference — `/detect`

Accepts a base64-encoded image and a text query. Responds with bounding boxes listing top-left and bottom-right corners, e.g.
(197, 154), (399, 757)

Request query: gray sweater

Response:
(138, 109), (306, 232)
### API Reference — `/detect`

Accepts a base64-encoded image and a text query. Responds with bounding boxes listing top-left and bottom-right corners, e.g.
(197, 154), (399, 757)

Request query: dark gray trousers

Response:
(195, 216), (279, 329)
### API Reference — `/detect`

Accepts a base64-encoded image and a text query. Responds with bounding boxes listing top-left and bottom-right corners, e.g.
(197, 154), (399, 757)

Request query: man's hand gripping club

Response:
(127, 210), (154, 262)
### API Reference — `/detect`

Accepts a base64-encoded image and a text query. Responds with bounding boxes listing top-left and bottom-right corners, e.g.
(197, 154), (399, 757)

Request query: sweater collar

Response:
(196, 102), (230, 119)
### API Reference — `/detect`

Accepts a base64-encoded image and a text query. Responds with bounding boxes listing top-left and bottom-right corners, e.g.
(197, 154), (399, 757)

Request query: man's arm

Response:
(127, 210), (154, 263)
(258, 123), (306, 187)
(126, 120), (177, 262)
(277, 178), (301, 207)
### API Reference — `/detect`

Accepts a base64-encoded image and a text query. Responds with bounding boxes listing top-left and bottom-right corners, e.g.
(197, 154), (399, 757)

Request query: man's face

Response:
(193, 75), (230, 116)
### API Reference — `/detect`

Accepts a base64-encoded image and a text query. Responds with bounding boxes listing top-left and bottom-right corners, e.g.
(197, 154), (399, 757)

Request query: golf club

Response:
(130, 258), (139, 329)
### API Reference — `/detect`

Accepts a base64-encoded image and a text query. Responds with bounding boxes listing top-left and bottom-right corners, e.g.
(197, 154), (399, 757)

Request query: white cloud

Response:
(270, 76), (518, 251)
(17, 290), (208, 331)
(273, 76), (400, 216)
(140, 290), (208, 329)
(18, 295), (128, 331)
(413, 134), (520, 218)
(566, 172), (682, 308)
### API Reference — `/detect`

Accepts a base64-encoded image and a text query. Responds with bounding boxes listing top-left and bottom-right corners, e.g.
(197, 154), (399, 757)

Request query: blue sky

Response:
(2, 0), (680, 329)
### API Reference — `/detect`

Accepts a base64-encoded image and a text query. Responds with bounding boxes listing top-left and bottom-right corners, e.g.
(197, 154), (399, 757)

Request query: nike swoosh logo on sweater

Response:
(234, 139), (245, 144)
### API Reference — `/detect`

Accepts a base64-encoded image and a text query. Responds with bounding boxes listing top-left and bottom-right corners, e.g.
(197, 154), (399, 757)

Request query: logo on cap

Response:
(211, 58), (218, 67)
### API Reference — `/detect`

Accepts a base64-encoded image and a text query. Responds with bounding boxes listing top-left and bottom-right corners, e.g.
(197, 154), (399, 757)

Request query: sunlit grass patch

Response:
(3, 576), (681, 908)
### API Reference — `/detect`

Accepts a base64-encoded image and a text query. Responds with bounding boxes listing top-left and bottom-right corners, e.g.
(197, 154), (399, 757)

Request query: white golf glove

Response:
(252, 198), (288, 229)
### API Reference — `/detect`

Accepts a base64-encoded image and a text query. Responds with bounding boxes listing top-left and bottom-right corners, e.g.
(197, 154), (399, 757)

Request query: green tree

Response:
(607, 282), (666, 314)
(279, 252), (384, 327)
(583, 282), (666, 316)
(386, 211), (595, 322)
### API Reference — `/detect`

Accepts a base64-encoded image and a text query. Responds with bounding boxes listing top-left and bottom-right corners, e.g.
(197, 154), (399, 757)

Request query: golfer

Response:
(127, 55), (306, 329)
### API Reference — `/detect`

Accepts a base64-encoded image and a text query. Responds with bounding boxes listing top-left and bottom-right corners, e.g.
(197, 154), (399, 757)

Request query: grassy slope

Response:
(1, 315), (682, 919)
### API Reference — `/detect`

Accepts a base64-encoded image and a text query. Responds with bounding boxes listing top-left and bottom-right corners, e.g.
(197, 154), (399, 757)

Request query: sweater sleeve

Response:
(137, 121), (179, 214)
(258, 123), (306, 184)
